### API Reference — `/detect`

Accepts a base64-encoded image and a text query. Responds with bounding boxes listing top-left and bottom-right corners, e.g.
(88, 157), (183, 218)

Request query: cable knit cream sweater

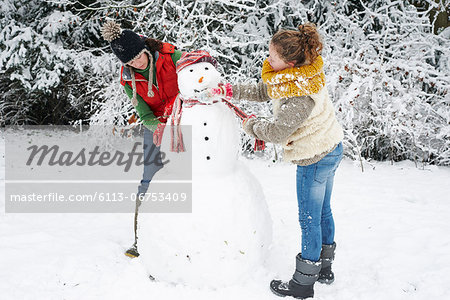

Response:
(233, 80), (343, 166)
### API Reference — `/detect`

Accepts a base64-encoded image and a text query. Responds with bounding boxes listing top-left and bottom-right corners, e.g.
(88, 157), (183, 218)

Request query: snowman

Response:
(138, 50), (273, 288)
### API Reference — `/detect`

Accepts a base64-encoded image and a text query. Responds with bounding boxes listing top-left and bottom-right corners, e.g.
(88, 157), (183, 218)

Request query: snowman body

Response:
(180, 101), (239, 176)
(138, 61), (272, 287)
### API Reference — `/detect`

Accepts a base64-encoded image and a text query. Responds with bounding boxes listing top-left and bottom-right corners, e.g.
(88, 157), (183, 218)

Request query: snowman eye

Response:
(189, 69), (194, 72)
(205, 67), (209, 70)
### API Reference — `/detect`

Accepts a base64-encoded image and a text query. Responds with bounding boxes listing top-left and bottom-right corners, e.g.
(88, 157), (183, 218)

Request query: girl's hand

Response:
(243, 114), (256, 126)
(242, 115), (258, 139)
(210, 83), (233, 100)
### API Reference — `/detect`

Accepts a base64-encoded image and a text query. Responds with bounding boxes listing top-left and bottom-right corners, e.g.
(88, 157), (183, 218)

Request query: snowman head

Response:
(176, 50), (222, 100)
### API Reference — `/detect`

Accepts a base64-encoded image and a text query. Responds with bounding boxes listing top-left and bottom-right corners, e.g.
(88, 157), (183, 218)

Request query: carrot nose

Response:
(198, 76), (204, 83)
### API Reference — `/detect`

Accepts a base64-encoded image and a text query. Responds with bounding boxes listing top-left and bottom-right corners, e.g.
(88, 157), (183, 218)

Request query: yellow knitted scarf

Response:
(261, 55), (326, 99)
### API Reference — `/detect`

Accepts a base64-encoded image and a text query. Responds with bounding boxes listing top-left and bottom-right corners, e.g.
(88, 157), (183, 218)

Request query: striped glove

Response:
(210, 83), (233, 100)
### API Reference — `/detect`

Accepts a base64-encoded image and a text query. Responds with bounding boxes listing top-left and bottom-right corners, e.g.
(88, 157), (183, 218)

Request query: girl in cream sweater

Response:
(210, 23), (344, 299)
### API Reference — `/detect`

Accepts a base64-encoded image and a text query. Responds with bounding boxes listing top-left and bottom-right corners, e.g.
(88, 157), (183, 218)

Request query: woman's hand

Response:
(195, 89), (214, 104)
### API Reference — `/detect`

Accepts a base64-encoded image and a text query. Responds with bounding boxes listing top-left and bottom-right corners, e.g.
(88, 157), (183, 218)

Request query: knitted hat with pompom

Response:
(101, 20), (147, 65)
(101, 20), (155, 106)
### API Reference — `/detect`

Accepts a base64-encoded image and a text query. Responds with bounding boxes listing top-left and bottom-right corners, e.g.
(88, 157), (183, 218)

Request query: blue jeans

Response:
(296, 143), (343, 262)
(137, 127), (164, 195)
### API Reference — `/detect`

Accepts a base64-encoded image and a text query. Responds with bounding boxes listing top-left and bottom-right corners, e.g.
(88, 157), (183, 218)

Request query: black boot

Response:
(318, 242), (336, 284)
(270, 254), (321, 299)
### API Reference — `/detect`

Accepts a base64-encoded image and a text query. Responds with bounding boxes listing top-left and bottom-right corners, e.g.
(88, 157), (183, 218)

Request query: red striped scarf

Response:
(166, 95), (265, 152)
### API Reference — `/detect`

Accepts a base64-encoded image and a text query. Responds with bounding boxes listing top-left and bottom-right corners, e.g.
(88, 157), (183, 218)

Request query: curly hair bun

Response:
(298, 23), (317, 34)
(271, 22), (322, 66)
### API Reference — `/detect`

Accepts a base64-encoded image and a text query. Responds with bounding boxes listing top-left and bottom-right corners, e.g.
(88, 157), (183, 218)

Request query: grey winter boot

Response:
(270, 254), (322, 299)
(318, 242), (336, 284)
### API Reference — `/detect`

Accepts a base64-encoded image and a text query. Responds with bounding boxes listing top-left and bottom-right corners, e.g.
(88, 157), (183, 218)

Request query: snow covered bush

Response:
(0, 0), (113, 125)
(1, 0), (448, 165)
(317, 1), (450, 165)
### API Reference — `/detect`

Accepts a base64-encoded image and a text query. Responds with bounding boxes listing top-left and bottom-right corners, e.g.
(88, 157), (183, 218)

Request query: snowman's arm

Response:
(124, 84), (161, 132)
(244, 96), (315, 144)
(232, 82), (271, 102)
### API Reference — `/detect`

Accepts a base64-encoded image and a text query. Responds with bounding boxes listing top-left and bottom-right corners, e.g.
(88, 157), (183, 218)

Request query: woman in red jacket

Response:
(101, 21), (183, 257)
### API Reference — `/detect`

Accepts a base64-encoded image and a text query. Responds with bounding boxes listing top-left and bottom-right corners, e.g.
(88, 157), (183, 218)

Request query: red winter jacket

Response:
(120, 43), (179, 122)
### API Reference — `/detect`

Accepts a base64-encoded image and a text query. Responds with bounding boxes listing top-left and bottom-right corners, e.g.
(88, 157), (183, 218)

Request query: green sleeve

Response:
(171, 50), (183, 65)
(124, 84), (161, 132)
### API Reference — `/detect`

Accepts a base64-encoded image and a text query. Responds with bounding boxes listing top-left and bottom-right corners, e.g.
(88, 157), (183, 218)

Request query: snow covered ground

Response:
(1, 133), (450, 300)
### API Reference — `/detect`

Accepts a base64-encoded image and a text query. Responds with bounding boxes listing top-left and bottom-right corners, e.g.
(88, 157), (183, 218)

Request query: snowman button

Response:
(203, 122), (207, 126)
(205, 136), (209, 141)
(206, 156), (210, 160)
